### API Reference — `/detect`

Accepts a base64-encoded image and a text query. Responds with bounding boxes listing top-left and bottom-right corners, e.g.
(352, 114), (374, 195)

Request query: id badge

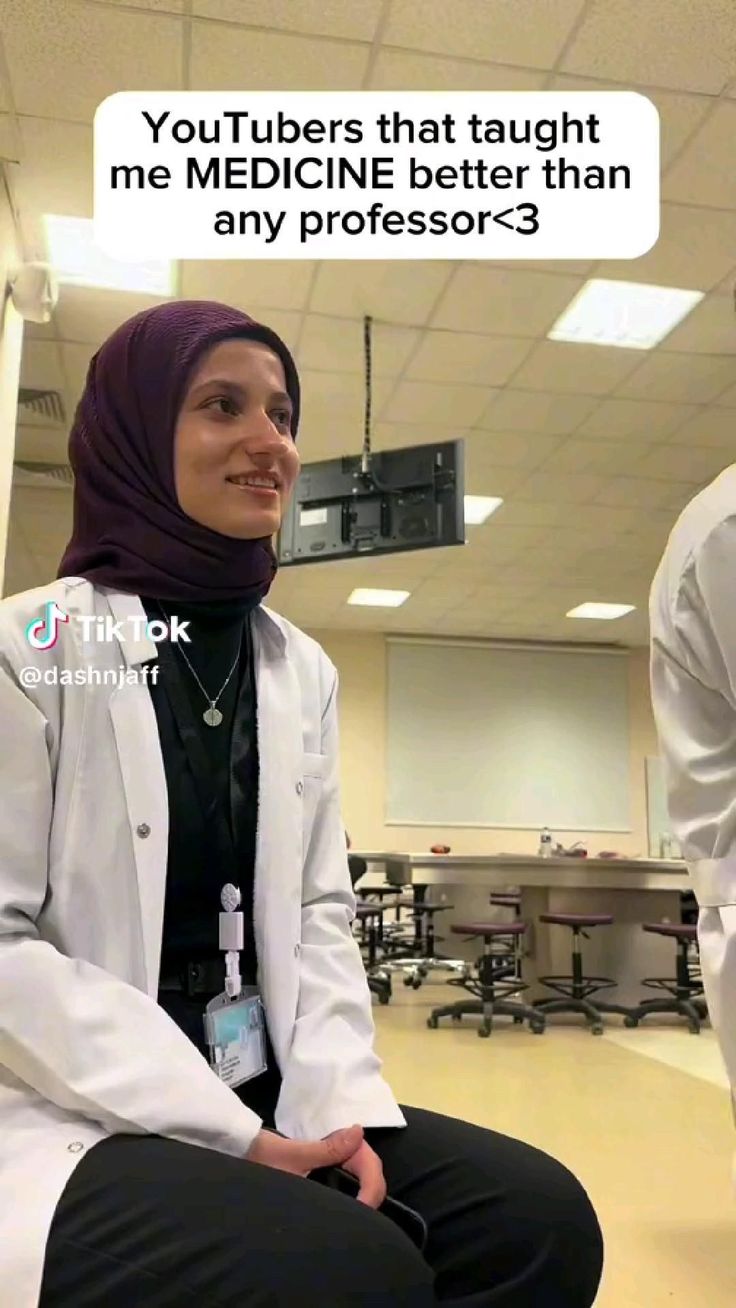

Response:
(203, 987), (267, 1089)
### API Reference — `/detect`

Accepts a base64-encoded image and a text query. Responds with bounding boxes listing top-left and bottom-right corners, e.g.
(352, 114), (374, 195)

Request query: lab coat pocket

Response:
(301, 752), (327, 859)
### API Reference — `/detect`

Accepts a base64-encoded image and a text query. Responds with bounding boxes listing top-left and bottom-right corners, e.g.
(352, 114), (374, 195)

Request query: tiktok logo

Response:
(25, 601), (69, 650)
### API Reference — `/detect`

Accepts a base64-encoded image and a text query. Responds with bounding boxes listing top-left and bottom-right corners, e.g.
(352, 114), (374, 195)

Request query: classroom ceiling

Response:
(2, 0), (736, 647)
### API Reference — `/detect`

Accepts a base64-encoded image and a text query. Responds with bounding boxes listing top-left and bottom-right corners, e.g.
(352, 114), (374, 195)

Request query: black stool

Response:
(355, 904), (391, 1005)
(428, 922), (545, 1037)
(534, 913), (636, 1036)
(624, 923), (707, 1034)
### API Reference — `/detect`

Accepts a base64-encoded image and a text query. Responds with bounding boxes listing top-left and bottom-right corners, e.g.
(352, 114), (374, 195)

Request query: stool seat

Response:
(452, 921), (527, 938)
(355, 903), (388, 919)
(642, 922), (697, 941)
(398, 901), (453, 915)
(490, 893), (521, 905)
(540, 913), (613, 928)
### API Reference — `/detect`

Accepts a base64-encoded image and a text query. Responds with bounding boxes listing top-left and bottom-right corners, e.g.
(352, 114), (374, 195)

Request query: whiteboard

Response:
(386, 639), (631, 831)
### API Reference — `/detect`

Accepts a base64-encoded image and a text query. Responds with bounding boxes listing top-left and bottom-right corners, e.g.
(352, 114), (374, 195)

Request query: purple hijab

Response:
(57, 300), (300, 603)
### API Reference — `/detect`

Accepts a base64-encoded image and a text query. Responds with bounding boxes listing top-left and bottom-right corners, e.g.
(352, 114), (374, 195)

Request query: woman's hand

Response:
(338, 1138), (387, 1208)
(245, 1123), (364, 1179)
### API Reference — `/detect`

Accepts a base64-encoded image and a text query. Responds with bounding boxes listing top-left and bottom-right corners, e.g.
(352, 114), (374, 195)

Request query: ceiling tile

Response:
(20, 340), (65, 392)
(662, 293), (736, 354)
(297, 370), (392, 457)
(512, 471), (606, 504)
(369, 51), (547, 91)
(560, 0), (735, 94)
(192, 0), (382, 40)
(53, 286), (174, 347)
(432, 266), (584, 336)
(666, 407), (735, 447)
(181, 260), (315, 312)
(663, 102), (736, 209)
(0, 114), (19, 162)
(404, 331), (531, 385)
(298, 317), (418, 376)
(713, 379), (736, 407)
(478, 388), (597, 434)
(463, 465), (528, 498)
(1, 0), (183, 119)
(98, 0), (184, 9)
(550, 75), (713, 169)
(549, 439), (652, 476)
(578, 397), (699, 440)
(596, 203), (736, 293)
(635, 444), (731, 483)
(614, 352), (736, 403)
(512, 339), (643, 396)
(382, 381), (496, 426)
(491, 500), (572, 528)
(383, 0), (586, 69)
(190, 22), (369, 89)
(593, 478), (687, 509)
(464, 430), (564, 469)
(309, 261), (454, 324)
(60, 341), (100, 403)
(12, 118), (92, 256)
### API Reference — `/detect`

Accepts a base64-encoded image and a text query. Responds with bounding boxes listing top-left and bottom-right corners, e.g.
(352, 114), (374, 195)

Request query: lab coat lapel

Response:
(251, 611), (303, 1063)
(104, 590), (169, 995)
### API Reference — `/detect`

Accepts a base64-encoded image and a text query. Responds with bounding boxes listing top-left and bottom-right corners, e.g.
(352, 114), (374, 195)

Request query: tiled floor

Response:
(373, 981), (735, 1307)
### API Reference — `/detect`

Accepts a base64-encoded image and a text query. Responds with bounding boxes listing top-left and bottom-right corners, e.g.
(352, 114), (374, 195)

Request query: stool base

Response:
(624, 996), (702, 1034)
(428, 997), (545, 1038)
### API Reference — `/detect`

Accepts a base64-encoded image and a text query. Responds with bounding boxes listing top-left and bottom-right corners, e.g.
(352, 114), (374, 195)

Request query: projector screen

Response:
(386, 638), (631, 831)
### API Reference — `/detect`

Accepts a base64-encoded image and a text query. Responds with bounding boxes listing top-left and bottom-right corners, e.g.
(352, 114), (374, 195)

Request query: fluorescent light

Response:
(567, 602), (635, 621)
(548, 279), (704, 350)
(348, 588), (410, 608)
(464, 495), (503, 525)
(44, 215), (173, 295)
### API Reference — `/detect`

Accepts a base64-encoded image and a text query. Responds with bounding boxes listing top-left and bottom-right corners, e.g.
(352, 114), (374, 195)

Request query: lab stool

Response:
(489, 892), (522, 916)
(533, 913), (636, 1035)
(624, 923), (707, 1034)
(355, 904), (392, 1005)
(428, 922), (545, 1037)
(397, 900), (470, 989)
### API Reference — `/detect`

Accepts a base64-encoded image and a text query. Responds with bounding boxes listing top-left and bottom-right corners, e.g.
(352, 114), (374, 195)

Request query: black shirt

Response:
(142, 595), (281, 1124)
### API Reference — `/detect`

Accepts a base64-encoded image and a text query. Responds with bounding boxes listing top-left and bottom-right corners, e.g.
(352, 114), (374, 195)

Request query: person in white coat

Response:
(650, 463), (736, 1142)
(0, 300), (603, 1307)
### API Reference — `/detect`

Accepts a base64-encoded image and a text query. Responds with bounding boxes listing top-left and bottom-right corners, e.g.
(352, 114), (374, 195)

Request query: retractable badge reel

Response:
(203, 884), (268, 1089)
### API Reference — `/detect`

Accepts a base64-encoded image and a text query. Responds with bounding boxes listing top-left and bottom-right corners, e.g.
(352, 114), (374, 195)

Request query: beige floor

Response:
(373, 981), (736, 1307)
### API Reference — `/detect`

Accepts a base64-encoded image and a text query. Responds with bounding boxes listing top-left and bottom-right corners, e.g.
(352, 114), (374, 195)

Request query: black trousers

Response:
(40, 1104), (603, 1306)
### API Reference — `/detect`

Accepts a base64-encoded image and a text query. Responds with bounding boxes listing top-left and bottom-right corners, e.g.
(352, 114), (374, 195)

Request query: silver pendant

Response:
(203, 706), (223, 727)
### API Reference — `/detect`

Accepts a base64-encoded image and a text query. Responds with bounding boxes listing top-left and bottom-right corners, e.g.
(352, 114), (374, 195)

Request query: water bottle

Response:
(538, 828), (553, 858)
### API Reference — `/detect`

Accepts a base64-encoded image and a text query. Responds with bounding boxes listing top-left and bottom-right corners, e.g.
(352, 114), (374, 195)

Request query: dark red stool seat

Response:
(642, 922), (697, 940)
(428, 919), (545, 1038)
(452, 921), (525, 938)
(540, 914), (613, 928)
(626, 922), (706, 1034)
(533, 913), (635, 1034)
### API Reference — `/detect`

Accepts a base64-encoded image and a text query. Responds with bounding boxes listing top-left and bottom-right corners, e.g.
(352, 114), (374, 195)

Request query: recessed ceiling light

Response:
(44, 214), (174, 295)
(548, 279), (704, 350)
(348, 588), (410, 608)
(464, 495), (504, 525)
(567, 602), (635, 620)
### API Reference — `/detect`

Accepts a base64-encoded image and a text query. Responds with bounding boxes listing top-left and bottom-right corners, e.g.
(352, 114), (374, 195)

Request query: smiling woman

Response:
(174, 338), (301, 542)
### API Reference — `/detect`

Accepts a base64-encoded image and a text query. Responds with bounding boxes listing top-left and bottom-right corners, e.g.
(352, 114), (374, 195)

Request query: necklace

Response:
(155, 601), (241, 728)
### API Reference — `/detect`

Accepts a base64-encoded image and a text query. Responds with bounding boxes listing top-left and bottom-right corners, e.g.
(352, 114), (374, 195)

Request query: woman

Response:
(0, 300), (603, 1307)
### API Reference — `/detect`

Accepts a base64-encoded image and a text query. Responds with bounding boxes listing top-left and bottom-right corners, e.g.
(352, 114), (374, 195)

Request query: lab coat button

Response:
(68, 1142), (84, 1154)
(136, 823), (151, 838)
(294, 944), (300, 957)
(296, 781), (304, 796)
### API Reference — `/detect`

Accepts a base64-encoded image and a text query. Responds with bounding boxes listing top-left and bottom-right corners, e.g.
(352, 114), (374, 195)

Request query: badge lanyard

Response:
(154, 627), (268, 1087)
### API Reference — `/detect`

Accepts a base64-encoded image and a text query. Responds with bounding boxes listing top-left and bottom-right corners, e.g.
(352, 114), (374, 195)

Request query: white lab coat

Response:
(650, 463), (736, 1129)
(0, 576), (405, 1307)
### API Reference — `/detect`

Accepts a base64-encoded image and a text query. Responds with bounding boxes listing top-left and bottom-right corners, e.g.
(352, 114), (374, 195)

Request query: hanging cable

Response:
(361, 314), (372, 475)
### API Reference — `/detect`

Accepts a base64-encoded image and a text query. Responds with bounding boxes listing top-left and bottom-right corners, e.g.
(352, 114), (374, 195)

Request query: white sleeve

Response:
(651, 522), (736, 1095)
(274, 665), (406, 1141)
(0, 664), (262, 1158)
